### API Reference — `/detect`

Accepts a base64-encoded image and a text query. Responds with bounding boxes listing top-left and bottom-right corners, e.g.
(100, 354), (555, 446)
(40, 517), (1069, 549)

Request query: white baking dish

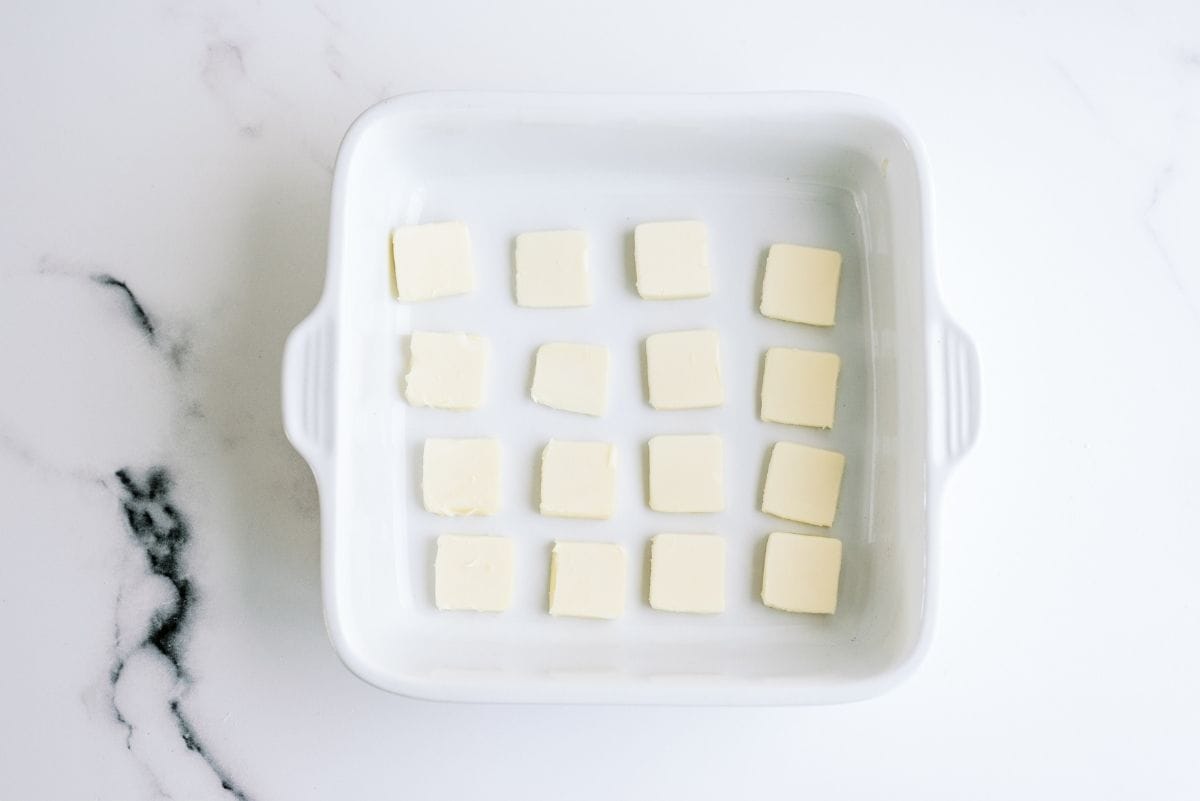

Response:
(283, 92), (979, 704)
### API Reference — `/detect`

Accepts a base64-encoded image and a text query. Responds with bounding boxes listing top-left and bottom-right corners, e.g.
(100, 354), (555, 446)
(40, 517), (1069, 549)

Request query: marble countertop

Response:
(2, 2), (1199, 799)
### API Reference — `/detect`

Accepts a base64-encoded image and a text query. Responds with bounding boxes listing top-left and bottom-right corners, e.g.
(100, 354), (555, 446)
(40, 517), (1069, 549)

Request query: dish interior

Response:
(327, 96), (929, 697)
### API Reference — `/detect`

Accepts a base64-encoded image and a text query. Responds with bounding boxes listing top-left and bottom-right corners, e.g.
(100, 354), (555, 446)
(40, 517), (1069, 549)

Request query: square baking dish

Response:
(283, 92), (979, 704)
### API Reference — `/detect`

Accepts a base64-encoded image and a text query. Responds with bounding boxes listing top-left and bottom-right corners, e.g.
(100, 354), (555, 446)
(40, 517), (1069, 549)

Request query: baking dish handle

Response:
(282, 306), (335, 471)
(932, 316), (980, 469)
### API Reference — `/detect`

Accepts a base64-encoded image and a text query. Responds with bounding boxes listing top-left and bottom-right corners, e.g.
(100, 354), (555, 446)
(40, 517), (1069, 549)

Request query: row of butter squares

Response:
(393, 220), (843, 324)
(424, 438), (845, 527)
(408, 331), (841, 428)
(436, 532), (843, 618)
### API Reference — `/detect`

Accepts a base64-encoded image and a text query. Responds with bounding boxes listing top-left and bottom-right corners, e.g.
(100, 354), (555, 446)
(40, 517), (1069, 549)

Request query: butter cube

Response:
(761, 442), (845, 527)
(648, 533), (725, 614)
(645, 330), (723, 410)
(761, 532), (842, 614)
(633, 221), (711, 299)
(760, 347), (840, 429)
(404, 332), (488, 410)
(514, 230), (591, 308)
(539, 440), (616, 520)
(760, 243), (842, 326)
(530, 343), (609, 417)
(548, 541), (626, 619)
(435, 535), (513, 612)
(392, 221), (475, 302)
(647, 434), (724, 513)
(422, 438), (501, 516)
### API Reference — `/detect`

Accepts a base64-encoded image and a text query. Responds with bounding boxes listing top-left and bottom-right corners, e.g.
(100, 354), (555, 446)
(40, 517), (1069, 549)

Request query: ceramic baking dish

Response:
(283, 92), (979, 704)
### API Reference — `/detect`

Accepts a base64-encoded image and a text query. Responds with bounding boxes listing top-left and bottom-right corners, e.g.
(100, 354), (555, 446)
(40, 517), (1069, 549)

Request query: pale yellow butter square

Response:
(435, 535), (513, 612)
(405, 331), (488, 410)
(760, 348), (840, 429)
(633, 221), (711, 299)
(760, 243), (842, 326)
(530, 343), (609, 416)
(645, 329), (723, 410)
(392, 221), (475, 302)
(761, 532), (842, 614)
(761, 442), (845, 527)
(648, 533), (725, 614)
(647, 434), (724, 513)
(514, 230), (590, 308)
(539, 440), (617, 520)
(548, 541), (626, 620)
(422, 438), (501, 516)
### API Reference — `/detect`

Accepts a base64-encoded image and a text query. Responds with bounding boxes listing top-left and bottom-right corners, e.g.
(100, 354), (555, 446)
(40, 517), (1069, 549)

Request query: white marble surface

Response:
(2, 1), (1199, 798)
